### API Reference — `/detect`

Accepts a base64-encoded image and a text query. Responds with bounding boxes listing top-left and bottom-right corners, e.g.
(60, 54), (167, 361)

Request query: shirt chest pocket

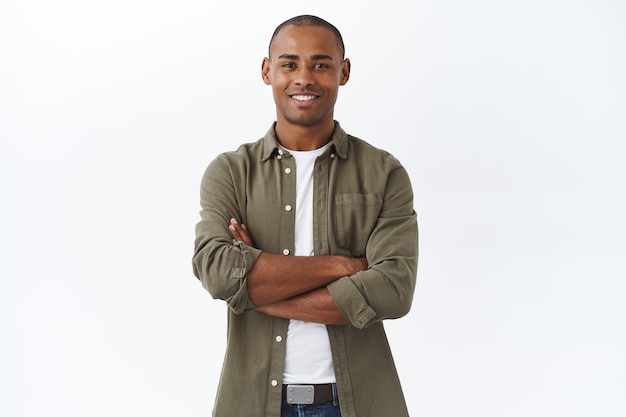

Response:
(334, 192), (383, 257)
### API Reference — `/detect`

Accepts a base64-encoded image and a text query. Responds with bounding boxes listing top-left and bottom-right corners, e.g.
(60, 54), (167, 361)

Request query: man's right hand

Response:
(343, 256), (368, 276)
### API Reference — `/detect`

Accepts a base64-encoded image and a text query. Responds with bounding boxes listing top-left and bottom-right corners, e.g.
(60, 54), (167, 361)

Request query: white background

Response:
(1, 1), (625, 416)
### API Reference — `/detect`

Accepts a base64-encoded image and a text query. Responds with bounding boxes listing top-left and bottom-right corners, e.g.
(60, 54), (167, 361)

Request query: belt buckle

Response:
(286, 384), (314, 404)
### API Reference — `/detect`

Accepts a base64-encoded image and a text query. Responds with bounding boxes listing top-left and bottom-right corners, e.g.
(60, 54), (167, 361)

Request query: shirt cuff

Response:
(327, 277), (376, 329)
(226, 243), (263, 314)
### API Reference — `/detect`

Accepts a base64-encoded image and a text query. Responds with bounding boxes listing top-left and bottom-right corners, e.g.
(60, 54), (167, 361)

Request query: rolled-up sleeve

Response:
(192, 156), (262, 314)
(327, 164), (418, 329)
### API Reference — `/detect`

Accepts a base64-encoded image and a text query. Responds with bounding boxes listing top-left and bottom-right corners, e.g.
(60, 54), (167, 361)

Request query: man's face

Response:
(262, 25), (350, 129)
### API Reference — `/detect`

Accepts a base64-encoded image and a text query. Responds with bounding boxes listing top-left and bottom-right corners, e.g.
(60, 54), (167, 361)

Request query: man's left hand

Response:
(229, 218), (255, 247)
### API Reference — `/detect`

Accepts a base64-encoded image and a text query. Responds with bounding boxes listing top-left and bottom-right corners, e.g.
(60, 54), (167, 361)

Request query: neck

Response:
(274, 119), (336, 151)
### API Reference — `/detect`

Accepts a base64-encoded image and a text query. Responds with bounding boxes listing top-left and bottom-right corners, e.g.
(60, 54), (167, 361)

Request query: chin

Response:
(283, 111), (331, 127)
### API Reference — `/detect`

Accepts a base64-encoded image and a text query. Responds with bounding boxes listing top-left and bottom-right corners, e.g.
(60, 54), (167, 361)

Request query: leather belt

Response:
(282, 383), (334, 404)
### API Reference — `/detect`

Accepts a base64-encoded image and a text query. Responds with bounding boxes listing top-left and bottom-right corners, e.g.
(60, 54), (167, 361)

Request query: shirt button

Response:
(277, 155), (282, 160)
(284, 168), (292, 174)
(285, 205), (292, 212)
(330, 153), (336, 159)
(271, 380), (278, 387)
(282, 249), (290, 255)
(278, 149), (284, 155)
(275, 336), (283, 343)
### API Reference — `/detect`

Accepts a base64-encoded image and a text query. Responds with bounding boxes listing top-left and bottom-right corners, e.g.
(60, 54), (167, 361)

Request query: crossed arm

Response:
(228, 218), (367, 325)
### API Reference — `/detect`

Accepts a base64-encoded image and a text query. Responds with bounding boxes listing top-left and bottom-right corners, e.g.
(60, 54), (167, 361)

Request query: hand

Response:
(343, 256), (368, 276)
(229, 218), (255, 247)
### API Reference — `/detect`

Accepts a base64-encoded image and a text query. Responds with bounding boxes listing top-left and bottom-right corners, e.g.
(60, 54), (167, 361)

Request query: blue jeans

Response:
(281, 384), (342, 417)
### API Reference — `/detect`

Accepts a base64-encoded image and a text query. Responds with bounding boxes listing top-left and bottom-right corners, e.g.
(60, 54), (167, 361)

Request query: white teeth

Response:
(292, 95), (316, 101)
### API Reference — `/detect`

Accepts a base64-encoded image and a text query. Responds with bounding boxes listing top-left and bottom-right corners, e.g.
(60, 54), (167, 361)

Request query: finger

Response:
(229, 224), (242, 239)
(230, 221), (247, 236)
(228, 218), (255, 246)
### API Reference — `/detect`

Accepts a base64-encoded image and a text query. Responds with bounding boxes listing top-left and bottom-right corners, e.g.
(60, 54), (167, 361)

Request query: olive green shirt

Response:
(192, 122), (418, 417)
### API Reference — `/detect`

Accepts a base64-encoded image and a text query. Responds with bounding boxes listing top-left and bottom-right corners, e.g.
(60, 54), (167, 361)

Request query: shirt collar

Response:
(260, 121), (349, 162)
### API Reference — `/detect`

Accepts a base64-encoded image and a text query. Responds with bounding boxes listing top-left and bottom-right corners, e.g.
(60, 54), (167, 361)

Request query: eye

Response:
(313, 63), (329, 69)
(282, 63), (296, 69)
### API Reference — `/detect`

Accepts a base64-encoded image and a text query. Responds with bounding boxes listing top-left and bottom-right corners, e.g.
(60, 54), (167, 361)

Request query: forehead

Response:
(270, 25), (342, 59)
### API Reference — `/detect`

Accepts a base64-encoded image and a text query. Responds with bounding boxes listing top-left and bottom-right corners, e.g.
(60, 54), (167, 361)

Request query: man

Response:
(192, 15), (418, 417)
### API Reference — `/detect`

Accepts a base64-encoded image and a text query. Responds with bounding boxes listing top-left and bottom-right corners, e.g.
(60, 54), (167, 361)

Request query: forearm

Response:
(256, 287), (349, 325)
(247, 252), (365, 307)
(327, 167), (418, 329)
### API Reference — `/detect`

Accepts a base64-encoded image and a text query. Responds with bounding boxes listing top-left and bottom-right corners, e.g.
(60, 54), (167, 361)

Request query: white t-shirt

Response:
(282, 143), (336, 384)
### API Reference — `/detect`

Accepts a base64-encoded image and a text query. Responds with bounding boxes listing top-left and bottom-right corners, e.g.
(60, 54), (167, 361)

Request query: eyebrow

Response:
(276, 54), (335, 61)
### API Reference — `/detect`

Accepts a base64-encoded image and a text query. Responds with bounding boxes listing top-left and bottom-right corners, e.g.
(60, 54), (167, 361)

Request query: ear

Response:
(261, 57), (271, 85)
(339, 58), (351, 86)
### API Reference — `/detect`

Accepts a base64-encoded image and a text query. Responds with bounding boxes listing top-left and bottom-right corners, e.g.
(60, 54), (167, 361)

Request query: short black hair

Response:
(268, 15), (345, 59)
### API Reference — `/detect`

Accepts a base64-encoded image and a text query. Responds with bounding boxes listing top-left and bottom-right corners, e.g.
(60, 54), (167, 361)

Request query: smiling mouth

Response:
(291, 94), (318, 101)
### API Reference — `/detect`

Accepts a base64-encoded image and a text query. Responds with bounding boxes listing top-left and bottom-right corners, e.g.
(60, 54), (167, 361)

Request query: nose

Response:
(294, 67), (314, 87)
